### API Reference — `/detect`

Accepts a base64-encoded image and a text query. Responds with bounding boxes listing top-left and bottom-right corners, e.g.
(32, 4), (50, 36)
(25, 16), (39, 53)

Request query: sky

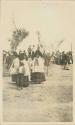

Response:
(1, 0), (75, 52)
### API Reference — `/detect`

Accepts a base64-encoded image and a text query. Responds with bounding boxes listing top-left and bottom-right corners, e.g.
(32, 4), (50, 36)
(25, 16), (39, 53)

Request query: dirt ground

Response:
(3, 64), (73, 122)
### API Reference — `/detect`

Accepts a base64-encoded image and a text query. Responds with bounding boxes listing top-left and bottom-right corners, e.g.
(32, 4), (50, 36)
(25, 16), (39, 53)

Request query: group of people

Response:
(9, 49), (46, 89)
(3, 44), (73, 89)
(52, 50), (73, 69)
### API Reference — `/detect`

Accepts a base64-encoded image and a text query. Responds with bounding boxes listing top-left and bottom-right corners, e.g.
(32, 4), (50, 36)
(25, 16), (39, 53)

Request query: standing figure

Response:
(9, 53), (19, 83)
(17, 59), (24, 89)
(31, 54), (46, 83)
(28, 45), (32, 58)
(62, 52), (69, 70)
(44, 52), (50, 75)
(22, 55), (30, 87)
(6, 53), (12, 69)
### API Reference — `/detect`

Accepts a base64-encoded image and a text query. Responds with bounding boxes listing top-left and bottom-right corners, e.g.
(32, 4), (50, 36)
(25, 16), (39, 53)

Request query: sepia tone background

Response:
(0, 0), (75, 124)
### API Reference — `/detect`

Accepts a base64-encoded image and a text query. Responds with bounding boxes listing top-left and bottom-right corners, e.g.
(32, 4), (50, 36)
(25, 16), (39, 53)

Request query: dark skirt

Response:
(11, 74), (29, 87)
(23, 76), (29, 87)
(16, 73), (24, 88)
(61, 59), (67, 65)
(12, 74), (17, 82)
(31, 72), (46, 83)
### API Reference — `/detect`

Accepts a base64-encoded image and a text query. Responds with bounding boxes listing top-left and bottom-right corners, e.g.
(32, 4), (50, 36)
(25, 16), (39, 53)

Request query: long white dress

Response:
(31, 57), (45, 82)
(22, 59), (30, 81)
(28, 58), (33, 73)
(32, 57), (44, 73)
(9, 57), (19, 82)
(10, 57), (19, 75)
(22, 59), (30, 76)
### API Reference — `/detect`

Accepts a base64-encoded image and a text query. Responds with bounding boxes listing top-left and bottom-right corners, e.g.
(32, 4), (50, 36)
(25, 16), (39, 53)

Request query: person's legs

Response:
(44, 66), (47, 75)
(19, 74), (23, 89)
(64, 61), (68, 70)
(23, 76), (29, 87)
(21, 74), (24, 89)
(16, 74), (20, 89)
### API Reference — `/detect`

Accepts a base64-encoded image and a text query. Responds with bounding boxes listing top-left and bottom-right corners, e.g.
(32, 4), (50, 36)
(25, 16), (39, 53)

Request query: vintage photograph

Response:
(1, 0), (75, 123)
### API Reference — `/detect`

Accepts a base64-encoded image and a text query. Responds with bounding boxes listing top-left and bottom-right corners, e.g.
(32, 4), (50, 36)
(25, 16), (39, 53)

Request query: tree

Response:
(9, 28), (29, 51)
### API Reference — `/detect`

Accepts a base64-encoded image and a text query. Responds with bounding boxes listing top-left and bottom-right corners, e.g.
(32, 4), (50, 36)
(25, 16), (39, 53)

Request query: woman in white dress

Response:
(9, 53), (19, 83)
(22, 55), (30, 87)
(17, 60), (24, 89)
(31, 54), (46, 83)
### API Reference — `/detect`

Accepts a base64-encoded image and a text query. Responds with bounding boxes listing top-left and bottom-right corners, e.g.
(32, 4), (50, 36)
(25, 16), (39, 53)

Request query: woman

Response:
(22, 55), (30, 87)
(31, 54), (46, 83)
(17, 60), (24, 89)
(9, 53), (19, 83)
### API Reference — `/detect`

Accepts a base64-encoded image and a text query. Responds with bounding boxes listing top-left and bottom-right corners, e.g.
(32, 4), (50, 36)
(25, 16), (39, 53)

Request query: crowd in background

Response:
(52, 50), (73, 65)
(3, 45), (73, 70)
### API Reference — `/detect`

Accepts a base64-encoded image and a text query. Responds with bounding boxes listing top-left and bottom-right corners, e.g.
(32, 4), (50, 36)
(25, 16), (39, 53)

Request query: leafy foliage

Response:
(9, 28), (29, 50)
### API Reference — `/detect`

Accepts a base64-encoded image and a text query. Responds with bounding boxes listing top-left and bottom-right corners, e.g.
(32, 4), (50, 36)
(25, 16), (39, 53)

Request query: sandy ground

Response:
(3, 64), (73, 122)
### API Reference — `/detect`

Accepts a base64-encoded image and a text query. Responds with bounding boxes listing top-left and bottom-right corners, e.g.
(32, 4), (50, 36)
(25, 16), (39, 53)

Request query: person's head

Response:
(19, 50), (22, 55)
(34, 52), (39, 58)
(14, 52), (18, 58)
(24, 54), (28, 60)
